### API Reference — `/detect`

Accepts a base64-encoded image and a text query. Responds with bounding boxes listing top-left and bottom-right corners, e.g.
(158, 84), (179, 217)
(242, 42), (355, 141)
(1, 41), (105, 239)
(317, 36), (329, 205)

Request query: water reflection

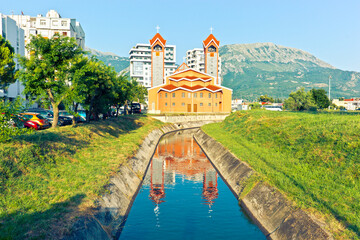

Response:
(144, 131), (218, 207)
(119, 130), (266, 240)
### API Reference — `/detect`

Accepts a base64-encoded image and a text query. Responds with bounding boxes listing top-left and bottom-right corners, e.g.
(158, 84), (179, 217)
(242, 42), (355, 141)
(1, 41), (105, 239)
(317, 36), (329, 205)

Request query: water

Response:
(119, 130), (265, 239)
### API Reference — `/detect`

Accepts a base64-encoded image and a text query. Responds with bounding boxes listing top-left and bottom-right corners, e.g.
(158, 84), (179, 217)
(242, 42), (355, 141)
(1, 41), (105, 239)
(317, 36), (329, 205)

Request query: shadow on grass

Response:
(0, 194), (86, 240)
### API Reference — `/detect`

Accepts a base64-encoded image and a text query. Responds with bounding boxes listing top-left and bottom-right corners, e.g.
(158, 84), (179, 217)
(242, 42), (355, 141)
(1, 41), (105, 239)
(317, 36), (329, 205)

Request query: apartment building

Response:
(0, 13), (25, 99)
(186, 48), (222, 85)
(9, 10), (85, 56)
(129, 43), (177, 88)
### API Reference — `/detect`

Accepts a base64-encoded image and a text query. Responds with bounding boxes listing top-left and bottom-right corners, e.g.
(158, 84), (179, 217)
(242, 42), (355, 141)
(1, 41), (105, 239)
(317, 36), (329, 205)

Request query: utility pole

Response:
(328, 75), (332, 109)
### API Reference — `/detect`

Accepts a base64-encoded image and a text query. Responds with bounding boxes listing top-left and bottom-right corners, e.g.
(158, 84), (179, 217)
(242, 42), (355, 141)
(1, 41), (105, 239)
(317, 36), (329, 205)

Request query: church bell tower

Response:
(150, 32), (166, 87)
(203, 34), (220, 85)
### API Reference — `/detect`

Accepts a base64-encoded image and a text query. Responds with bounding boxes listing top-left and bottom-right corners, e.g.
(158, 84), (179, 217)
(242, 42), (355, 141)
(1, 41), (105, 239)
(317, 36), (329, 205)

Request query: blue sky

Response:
(2, 0), (360, 71)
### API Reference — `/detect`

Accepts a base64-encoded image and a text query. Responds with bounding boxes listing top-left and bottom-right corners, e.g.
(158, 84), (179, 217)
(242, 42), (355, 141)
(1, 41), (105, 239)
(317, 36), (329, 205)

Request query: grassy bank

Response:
(202, 111), (360, 239)
(0, 116), (164, 239)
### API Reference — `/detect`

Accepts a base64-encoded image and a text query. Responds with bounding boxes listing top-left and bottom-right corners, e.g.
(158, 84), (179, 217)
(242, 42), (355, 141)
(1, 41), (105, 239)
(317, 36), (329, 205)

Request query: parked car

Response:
(13, 114), (40, 130)
(130, 103), (142, 114)
(20, 113), (51, 130)
(26, 108), (72, 126)
(77, 110), (86, 121)
(59, 110), (83, 123)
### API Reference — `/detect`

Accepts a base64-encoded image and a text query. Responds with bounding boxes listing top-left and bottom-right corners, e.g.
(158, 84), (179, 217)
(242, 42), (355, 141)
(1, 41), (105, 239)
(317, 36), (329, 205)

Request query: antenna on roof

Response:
(210, 26), (214, 34)
(156, 25), (160, 33)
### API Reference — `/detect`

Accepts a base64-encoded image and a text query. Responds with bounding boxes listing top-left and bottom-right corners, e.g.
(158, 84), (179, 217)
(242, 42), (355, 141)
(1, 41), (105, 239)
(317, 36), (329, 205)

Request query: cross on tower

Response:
(210, 26), (214, 34)
(156, 25), (160, 33)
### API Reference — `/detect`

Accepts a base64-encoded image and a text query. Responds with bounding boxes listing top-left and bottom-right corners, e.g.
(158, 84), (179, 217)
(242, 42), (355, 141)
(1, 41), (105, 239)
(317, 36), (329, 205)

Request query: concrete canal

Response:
(119, 130), (265, 239)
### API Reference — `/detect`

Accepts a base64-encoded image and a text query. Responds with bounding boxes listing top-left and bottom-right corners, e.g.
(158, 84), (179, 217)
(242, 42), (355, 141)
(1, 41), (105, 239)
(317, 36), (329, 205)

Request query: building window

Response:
(188, 93), (191, 98)
(61, 21), (67, 27)
(160, 93), (162, 98)
(52, 20), (58, 26)
(165, 102), (168, 106)
(215, 103), (218, 106)
(200, 93), (203, 98)
(200, 103), (203, 106)
(172, 93), (175, 98)
(40, 20), (46, 26)
(182, 103), (185, 106)
(172, 102), (175, 106)
(194, 93), (197, 98)
(215, 93), (218, 98)
(165, 93), (168, 98)
(209, 93), (211, 98)
(182, 92), (185, 98)
(133, 62), (143, 75)
(208, 103), (211, 106)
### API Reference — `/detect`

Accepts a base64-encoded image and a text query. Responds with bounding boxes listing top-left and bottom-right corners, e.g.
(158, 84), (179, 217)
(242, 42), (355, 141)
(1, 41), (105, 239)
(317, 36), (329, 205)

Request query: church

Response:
(148, 33), (232, 113)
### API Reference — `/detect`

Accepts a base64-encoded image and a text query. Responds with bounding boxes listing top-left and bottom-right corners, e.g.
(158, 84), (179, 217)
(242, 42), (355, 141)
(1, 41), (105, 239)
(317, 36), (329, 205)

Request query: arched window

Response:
(154, 44), (162, 51)
(208, 45), (216, 52)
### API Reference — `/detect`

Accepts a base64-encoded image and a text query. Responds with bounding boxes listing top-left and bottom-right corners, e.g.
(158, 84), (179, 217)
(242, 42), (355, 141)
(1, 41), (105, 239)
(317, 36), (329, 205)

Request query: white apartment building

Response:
(129, 43), (177, 88)
(9, 10), (85, 57)
(0, 13), (25, 99)
(186, 48), (222, 85)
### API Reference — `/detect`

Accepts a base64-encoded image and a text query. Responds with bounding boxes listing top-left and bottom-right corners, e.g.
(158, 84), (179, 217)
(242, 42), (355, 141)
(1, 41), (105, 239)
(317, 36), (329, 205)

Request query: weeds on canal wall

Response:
(203, 110), (360, 239)
(0, 116), (164, 239)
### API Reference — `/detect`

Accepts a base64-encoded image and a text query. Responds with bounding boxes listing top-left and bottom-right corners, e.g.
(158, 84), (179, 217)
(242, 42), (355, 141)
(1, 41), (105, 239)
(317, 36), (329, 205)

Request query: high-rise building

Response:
(0, 13), (25, 99)
(8, 10), (85, 57)
(129, 35), (176, 89)
(186, 40), (222, 85)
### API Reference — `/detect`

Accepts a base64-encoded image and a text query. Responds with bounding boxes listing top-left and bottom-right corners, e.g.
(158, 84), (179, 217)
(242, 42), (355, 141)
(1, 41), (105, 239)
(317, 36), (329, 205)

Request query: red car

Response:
(19, 113), (51, 130)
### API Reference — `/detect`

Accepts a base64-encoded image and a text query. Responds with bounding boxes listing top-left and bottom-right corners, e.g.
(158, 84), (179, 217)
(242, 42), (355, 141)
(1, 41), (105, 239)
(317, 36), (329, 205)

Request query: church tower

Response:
(150, 33), (166, 87)
(203, 34), (220, 85)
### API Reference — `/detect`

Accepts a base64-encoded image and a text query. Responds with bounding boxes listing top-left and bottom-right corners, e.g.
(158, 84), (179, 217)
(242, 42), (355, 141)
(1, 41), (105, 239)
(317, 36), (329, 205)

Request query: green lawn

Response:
(202, 110), (360, 239)
(0, 116), (164, 239)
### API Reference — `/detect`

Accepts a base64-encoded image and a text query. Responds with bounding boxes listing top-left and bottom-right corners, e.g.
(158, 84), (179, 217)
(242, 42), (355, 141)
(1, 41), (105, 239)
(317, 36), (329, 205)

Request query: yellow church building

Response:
(148, 33), (232, 113)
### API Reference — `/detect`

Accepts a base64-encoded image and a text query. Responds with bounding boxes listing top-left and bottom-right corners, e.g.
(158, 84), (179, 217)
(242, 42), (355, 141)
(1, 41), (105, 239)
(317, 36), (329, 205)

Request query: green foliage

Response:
(258, 94), (274, 103)
(0, 35), (17, 89)
(18, 34), (83, 127)
(310, 88), (330, 109)
(203, 111), (360, 239)
(284, 87), (317, 111)
(249, 102), (262, 109)
(0, 98), (30, 142)
(0, 116), (165, 239)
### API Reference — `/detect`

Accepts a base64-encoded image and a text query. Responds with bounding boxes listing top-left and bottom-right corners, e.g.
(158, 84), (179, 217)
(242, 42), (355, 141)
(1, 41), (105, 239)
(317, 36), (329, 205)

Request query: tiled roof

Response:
(174, 63), (189, 73)
(203, 34), (220, 48)
(158, 84), (222, 93)
(150, 33), (166, 46)
(170, 76), (212, 81)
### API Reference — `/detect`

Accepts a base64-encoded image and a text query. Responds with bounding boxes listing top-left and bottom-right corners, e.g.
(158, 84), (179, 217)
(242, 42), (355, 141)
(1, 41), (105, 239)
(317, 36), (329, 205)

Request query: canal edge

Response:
(193, 129), (333, 240)
(61, 122), (205, 240)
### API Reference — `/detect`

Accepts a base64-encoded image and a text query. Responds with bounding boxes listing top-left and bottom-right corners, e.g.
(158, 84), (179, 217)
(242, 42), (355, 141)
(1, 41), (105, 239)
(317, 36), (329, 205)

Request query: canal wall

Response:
(63, 123), (203, 240)
(194, 129), (332, 240)
(151, 113), (229, 124)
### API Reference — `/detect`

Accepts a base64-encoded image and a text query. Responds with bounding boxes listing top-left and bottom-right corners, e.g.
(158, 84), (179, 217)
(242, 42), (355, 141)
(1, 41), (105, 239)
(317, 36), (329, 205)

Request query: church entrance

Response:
(187, 104), (191, 113)
(193, 104), (197, 112)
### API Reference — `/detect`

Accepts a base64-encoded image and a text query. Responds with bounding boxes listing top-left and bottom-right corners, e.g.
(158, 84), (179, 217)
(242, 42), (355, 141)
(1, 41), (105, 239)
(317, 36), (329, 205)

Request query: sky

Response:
(2, 0), (360, 71)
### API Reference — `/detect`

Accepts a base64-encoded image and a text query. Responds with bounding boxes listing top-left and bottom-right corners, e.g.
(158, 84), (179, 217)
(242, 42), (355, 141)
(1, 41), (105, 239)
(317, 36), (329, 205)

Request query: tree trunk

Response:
(116, 106), (120, 117)
(47, 89), (59, 128)
(86, 110), (90, 123)
(72, 102), (79, 126)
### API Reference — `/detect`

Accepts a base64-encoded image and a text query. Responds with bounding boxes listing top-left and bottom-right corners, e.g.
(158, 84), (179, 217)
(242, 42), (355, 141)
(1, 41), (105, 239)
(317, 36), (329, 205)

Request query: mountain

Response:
(85, 47), (130, 73)
(219, 43), (360, 100)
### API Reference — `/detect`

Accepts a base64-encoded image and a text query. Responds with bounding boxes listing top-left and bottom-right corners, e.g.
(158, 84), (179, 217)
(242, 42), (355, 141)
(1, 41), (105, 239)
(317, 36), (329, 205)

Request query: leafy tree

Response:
(18, 34), (83, 127)
(249, 102), (262, 110)
(0, 36), (17, 93)
(284, 88), (317, 111)
(310, 88), (330, 109)
(112, 74), (130, 116)
(258, 94), (274, 103)
(339, 97), (345, 101)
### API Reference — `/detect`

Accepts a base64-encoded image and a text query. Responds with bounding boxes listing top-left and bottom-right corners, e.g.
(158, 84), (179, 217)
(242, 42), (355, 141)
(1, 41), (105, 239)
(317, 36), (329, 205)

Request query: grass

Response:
(0, 115), (165, 239)
(202, 110), (360, 239)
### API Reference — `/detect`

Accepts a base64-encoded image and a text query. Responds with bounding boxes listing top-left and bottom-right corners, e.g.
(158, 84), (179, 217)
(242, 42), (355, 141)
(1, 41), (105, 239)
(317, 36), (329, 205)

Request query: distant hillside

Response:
(85, 47), (130, 73)
(220, 43), (360, 100)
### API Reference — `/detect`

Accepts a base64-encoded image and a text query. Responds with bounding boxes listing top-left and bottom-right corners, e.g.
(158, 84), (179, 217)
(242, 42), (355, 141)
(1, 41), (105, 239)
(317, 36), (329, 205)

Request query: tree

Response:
(0, 36), (17, 93)
(18, 34), (83, 127)
(258, 94), (274, 103)
(112, 74), (130, 116)
(249, 102), (262, 110)
(310, 88), (330, 109)
(284, 88), (317, 111)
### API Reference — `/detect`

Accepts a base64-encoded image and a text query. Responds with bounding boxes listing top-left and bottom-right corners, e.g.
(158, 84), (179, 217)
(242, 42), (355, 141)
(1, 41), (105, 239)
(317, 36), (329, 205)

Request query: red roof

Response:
(203, 34), (220, 48)
(170, 76), (211, 80)
(158, 84), (222, 92)
(149, 33), (166, 46)
(345, 98), (354, 101)
(174, 63), (189, 73)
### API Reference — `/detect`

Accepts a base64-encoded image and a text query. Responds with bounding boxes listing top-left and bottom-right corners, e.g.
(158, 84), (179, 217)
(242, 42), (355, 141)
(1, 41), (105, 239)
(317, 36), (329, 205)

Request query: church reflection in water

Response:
(142, 131), (219, 207)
